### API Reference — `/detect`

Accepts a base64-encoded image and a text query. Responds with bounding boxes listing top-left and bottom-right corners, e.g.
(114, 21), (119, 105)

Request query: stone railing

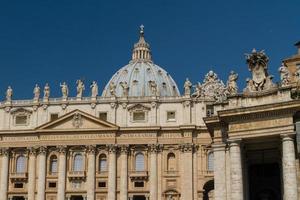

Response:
(67, 171), (86, 180)
(129, 170), (148, 180)
(10, 172), (28, 181)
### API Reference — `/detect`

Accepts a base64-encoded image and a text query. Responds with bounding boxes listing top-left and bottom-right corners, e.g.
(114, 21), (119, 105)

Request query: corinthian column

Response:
(281, 134), (298, 200)
(120, 145), (129, 200)
(27, 147), (37, 200)
(37, 146), (47, 200)
(0, 148), (9, 200)
(87, 145), (96, 200)
(107, 145), (117, 200)
(180, 144), (194, 200)
(149, 144), (158, 200)
(229, 140), (243, 200)
(212, 144), (226, 200)
(57, 146), (67, 200)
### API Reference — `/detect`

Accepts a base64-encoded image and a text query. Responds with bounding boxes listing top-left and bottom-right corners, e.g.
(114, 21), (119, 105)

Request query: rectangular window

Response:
(14, 183), (23, 188)
(167, 111), (176, 121)
(134, 181), (144, 188)
(48, 182), (57, 188)
(98, 181), (106, 188)
(206, 105), (214, 117)
(99, 112), (108, 121)
(50, 113), (59, 121)
(133, 112), (146, 121)
(15, 115), (28, 125)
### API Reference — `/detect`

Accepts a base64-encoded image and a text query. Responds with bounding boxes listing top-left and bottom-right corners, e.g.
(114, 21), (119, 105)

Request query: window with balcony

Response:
(73, 154), (84, 172)
(99, 154), (107, 172)
(135, 153), (145, 171)
(49, 155), (58, 174)
(16, 155), (26, 173)
(207, 152), (214, 172)
(167, 153), (176, 171)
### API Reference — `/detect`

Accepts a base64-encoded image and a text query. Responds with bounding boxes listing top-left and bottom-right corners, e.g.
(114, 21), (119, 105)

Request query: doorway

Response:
(70, 196), (84, 200)
(133, 195), (146, 200)
(12, 197), (25, 200)
(248, 163), (281, 200)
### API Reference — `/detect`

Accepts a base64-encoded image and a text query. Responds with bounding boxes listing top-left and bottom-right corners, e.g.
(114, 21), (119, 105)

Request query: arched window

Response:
(167, 153), (176, 171)
(135, 153), (145, 171)
(99, 154), (107, 172)
(73, 154), (84, 172)
(49, 155), (58, 174)
(16, 155), (26, 173)
(207, 152), (214, 172)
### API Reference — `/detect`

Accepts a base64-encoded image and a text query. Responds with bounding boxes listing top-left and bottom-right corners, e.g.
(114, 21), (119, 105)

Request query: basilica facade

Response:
(0, 26), (299, 200)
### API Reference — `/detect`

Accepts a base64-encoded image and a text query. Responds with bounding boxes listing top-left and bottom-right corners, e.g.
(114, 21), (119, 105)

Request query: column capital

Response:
(212, 143), (226, 152)
(280, 133), (295, 141)
(27, 147), (37, 156)
(86, 145), (96, 154)
(228, 138), (242, 147)
(148, 144), (160, 153)
(38, 146), (47, 154)
(0, 148), (9, 156)
(57, 145), (67, 154)
(107, 144), (118, 154)
(179, 143), (194, 153)
(119, 144), (129, 154)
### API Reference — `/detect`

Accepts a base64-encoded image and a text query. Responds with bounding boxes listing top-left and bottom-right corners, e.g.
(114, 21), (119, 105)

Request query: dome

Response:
(102, 26), (180, 97)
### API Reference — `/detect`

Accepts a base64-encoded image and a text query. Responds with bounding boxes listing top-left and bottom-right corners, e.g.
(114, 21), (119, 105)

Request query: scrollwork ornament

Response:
(148, 144), (158, 153)
(107, 144), (118, 154)
(0, 148), (9, 156)
(86, 145), (96, 154)
(38, 146), (47, 155)
(57, 145), (67, 154)
(119, 145), (129, 154)
(179, 143), (194, 153)
(27, 147), (37, 156)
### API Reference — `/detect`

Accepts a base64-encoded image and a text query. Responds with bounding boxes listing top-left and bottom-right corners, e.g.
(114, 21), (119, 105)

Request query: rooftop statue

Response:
(192, 82), (204, 98)
(120, 81), (129, 97)
(6, 86), (13, 102)
(60, 82), (69, 100)
(184, 78), (192, 96)
(278, 62), (291, 87)
(244, 49), (276, 93)
(149, 80), (158, 96)
(43, 83), (50, 102)
(33, 84), (41, 102)
(76, 79), (85, 99)
(90, 81), (98, 99)
(109, 82), (116, 97)
(226, 71), (238, 95)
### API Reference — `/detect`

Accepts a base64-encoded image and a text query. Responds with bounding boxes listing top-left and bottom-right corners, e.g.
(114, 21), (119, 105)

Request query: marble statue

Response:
(120, 81), (129, 97)
(109, 82), (116, 97)
(60, 82), (69, 99)
(244, 49), (276, 92)
(226, 71), (238, 95)
(278, 62), (291, 87)
(43, 83), (50, 101)
(192, 82), (203, 98)
(6, 86), (13, 102)
(90, 81), (98, 98)
(149, 80), (158, 96)
(184, 78), (192, 96)
(76, 79), (85, 98)
(33, 84), (41, 101)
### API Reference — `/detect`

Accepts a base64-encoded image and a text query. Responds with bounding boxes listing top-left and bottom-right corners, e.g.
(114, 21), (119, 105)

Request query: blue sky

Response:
(0, 0), (299, 99)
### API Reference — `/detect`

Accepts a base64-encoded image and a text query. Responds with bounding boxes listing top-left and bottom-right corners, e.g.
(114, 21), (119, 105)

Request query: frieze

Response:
(3, 136), (39, 142)
(119, 133), (157, 138)
(40, 133), (115, 141)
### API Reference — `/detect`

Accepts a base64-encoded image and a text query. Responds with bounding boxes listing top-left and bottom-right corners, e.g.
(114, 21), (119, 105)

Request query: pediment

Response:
(127, 104), (151, 111)
(37, 109), (118, 131)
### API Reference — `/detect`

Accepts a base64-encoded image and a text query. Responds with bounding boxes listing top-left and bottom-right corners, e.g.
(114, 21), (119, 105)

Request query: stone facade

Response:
(0, 27), (300, 200)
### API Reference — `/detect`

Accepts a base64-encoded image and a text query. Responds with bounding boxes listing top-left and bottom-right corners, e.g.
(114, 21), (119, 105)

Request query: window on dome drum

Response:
(73, 154), (84, 172)
(99, 112), (107, 121)
(133, 111), (146, 122)
(134, 181), (144, 188)
(207, 152), (214, 172)
(49, 155), (58, 174)
(98, 181), (106, 188)
(135, 153), (145, 171)
(50, 113), (59, 121)
(206, 105), (214, 117)
(16, 155), (26, 173)
(167, 153), (176, 171)
(167, 111), (176, 121)
(15, 115), (28, 125)
(99, 154), (107, 172)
